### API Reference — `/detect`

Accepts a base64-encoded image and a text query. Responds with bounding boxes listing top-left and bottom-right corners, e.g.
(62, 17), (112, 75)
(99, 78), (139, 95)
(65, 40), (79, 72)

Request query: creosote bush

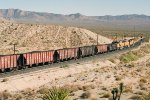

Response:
(38, 87), (49, 94)
(80, 91), (91, 99)
(119, 44), (150, 63)
(102, 93), (111, 98)
(109, 59), (116, 63)
(60, 65), (69, 68)
(140, 92), (150, 100)
(120, 52), (138, 63)
(0, 90), (12, 100)
(1, 78), (9, 82)
(140, 78), (147, 83)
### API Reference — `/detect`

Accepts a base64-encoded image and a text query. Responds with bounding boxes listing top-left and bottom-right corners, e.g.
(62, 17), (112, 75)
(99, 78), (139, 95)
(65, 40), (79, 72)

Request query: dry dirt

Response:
(0, 19), (112, 55)
(0, 42), (149, 100)
(0, 19), (149, 100)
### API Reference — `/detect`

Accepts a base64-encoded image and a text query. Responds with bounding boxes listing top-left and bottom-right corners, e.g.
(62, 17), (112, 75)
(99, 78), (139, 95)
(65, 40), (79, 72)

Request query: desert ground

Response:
(0, 19), (150, 100)
(0, 41), (149, 100)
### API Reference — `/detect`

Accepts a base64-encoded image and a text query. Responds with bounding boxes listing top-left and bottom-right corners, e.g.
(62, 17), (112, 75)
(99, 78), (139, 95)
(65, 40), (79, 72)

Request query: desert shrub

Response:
(0, 90), (12, 100)
(14, 94), (23, 100)
(120, 52), (138, 63)
(124, 86), (133, 93)
(135, 91), (144, 96)
(82, 84), (95, 91)
(102, 93), (111, 98)
(140, 78), (147, 83)
(60, 65), (69, 68)
(141, 45), (150, 53)
(125, 63), (135, 68)
(130, 95), (141, 100)
(94, 68), (99, 72)
(115, 76), (122, 81)
(38, 87), (49, 94)
(1, 78), (9, 82)
(140, 92), (150, 100)
(77, 62), (80, 64)
(90, 98), (98, 100)
(22, 88), (36, 96)
(63, 84), (82, 92)
(43, 87), (69, 100)
(132, 49), (142, 56)
(109, 59), (116, 63)
(80, 91), (91, 99)
(139, 83), (147, 90)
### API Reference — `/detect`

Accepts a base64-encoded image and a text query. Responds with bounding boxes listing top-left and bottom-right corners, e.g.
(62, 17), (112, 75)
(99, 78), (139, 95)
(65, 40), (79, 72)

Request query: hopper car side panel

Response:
(80, 46), (89, 57)
(58, 49), (66, 60)
(67, 48), (76, 59)
(97, 44), (108, 53)
(108, 43), (117, 51)
(80, 46), (95, 57)
(74, 48), (78, 58)
(102, 44), (108, 52)
(48, 51), (54, 62)
(24, 51), (54, 66)
(0, 55), (19, 70)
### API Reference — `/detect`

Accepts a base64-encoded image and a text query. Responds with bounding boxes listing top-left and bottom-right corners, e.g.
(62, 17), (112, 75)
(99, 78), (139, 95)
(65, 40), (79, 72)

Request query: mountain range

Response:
(0, 9), (150, 31)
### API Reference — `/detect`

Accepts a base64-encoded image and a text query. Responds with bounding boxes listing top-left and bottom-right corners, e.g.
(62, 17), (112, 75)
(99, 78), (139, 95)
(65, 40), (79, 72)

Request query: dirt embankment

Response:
(0, 20), (112, 55)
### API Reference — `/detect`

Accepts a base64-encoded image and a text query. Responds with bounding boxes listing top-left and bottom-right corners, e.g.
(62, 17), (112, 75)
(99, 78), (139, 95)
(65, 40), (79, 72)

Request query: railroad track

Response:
(0, 44), (141, 78)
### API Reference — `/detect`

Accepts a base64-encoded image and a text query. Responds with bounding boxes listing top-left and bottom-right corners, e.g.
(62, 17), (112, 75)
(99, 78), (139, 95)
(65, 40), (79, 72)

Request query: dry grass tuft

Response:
(124, 85), (133, 93)
(80, 91), (91, 99)
(140, 78), (147, 83)
(82, 84), (95, 91)
(139, 83), (147, 90)
(60, 64), (69, 68)
(22, 88), (36, 96)
(38, 87), (49, 94)
(109, 59), (116, 63)
(130, 95), (141, 100)
(102, 93), (111, 98)
(0, 90), (12, 100)
(64, 84), (82, 92)
(90, 97), (98, 100)
(14, 94), (23, 100)
(134, 91), (144, 95)
(101, 87), (108, 91)
(140, 92), (150, 100)
(115, 76), (122, 81)
(1, 78), (9, 82)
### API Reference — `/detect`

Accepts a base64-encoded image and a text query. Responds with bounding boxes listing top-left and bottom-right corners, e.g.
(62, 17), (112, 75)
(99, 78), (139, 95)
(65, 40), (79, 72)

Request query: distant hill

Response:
(0, 9), (150, 31)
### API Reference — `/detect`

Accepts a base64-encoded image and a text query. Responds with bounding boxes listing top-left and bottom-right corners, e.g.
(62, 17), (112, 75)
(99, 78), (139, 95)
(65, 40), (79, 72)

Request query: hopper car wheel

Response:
(0, 69), (5, 73)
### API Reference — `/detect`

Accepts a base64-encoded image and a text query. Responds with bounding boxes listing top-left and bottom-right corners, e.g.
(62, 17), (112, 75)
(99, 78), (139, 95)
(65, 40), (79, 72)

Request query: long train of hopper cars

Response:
(0, 37), (144, 72)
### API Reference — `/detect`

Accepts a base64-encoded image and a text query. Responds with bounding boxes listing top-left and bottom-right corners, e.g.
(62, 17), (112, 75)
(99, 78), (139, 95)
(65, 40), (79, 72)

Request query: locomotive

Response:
(0, 37), (144, 72)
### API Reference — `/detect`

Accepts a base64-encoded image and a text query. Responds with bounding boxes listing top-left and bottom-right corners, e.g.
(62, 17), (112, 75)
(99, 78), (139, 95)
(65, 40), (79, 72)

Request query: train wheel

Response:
(22, 66), (27, 69)
(0, 69), (5, 73)
(18, 66), (23, 70)
(9, 68), (13, 71)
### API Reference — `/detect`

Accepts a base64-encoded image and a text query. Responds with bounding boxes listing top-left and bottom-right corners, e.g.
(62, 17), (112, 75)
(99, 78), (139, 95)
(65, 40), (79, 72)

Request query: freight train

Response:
(0, 37), (144, 72)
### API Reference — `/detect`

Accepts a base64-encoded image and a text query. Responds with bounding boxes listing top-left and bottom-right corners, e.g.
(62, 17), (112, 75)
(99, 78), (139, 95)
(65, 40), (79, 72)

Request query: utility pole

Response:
(97, 33), (98, 45)
(134, 25), (135, 38)
(116, 33), (117, 41)
(13, 44), (16, 55)
(66, 29), (68, 47)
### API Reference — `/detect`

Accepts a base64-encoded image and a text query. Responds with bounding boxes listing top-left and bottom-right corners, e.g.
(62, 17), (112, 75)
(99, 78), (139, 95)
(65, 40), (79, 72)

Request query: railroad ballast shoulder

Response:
(0, 37), (144, 72)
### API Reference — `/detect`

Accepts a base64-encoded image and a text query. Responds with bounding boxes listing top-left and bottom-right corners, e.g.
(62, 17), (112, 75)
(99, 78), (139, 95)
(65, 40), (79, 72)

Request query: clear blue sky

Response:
(0, 0), (150, 16)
